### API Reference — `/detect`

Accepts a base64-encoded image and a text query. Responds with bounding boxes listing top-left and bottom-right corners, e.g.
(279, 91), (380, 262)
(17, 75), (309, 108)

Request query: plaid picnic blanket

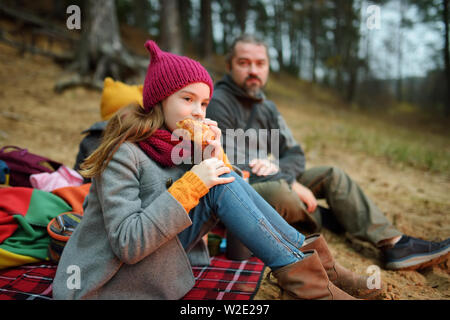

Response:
(0, 254), (265, 300)
(182, 254), (265, 300)
(0, 263), (55, 300)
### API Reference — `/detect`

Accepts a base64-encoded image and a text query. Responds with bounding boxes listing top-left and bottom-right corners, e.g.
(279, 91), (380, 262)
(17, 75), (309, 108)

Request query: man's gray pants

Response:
(251, 166), (402, 246)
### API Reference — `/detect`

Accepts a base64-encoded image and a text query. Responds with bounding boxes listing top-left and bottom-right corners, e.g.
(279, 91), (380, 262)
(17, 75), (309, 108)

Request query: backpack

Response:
(0, 160), (9, 185)
(0, 145), (61, 188)
(47, 212), (82, 262)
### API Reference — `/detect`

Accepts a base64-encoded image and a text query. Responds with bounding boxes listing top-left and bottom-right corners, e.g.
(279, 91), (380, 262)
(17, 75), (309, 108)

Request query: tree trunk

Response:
(218, 1), (235, 54)
(132, 0), (151, 31)
(160, 0), (182, 55)
(200, 0), (213, 61)
(346, 56), (359, 102)
(344, 0), (361, 103)
(84, 0), (121, 69)
(396, 0), (405, 102)
(54, 0), (147, 92)
(333, 0), (344, 91)
(274, 0), (284, 71)
(178, 0), (192, 52)
(310, 1), (318, 83)
(288, 18), (299, 76)
(443, 0), (450, 115)
(233, 0), (248, 33)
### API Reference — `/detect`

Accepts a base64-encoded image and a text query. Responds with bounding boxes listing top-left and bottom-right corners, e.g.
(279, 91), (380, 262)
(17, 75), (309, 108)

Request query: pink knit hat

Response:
(142, 40), (214, 112)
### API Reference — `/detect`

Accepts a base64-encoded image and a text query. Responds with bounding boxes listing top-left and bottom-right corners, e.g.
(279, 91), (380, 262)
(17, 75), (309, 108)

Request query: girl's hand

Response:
(191, 158), (235, 189)
(202, 118), (223, 160)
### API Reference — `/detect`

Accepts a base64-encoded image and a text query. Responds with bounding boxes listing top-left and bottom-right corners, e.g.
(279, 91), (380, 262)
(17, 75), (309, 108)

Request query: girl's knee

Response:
(220, 170), (245, 184)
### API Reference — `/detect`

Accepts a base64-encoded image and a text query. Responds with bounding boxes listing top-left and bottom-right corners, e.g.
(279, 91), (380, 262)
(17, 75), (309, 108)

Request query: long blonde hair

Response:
(80, 102), (164, 179)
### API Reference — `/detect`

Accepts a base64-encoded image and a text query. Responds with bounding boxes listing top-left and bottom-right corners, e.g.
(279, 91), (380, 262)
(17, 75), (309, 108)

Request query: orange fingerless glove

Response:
(168, 171), (209, 214)
(168, 150), (233, 214)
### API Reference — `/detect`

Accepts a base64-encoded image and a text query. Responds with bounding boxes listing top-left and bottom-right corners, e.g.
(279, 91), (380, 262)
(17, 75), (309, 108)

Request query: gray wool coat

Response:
(52, 142), (212, 300)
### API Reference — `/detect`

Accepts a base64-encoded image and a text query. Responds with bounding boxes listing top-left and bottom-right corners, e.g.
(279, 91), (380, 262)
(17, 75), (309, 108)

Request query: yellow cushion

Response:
(100, 77), (144, 120)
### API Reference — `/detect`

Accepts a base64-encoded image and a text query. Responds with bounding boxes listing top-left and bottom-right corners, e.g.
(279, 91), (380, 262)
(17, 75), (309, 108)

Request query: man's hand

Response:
(249, 158), (279, 176)
(291, 181), (317, 213)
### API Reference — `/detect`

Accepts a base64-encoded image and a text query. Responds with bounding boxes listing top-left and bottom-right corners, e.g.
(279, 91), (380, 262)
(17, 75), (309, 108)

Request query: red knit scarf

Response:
(138, 129), (191, 167)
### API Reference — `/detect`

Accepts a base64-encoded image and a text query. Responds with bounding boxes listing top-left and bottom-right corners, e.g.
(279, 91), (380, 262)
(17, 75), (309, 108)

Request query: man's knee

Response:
(251, 179), (291, 204)
(298, 166), (347, 193)
(325, 166), (355, 194)
(251, 179), (306, 223)
(317, 166), (346, 179)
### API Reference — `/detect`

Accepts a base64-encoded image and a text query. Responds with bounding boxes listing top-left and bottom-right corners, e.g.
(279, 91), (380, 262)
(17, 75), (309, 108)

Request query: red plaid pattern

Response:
(0, 263), (57, 300)
(182, 254), (265, 300)
(0, 254), (265, 300)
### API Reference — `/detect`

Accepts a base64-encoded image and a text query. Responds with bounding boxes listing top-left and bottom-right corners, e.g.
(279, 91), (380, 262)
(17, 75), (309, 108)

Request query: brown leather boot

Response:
(272, 250), (358, 300)
(300, 234), (383, 299)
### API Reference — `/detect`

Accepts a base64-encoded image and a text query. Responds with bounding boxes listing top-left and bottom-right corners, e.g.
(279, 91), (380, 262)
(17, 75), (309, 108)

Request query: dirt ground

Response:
(0, 39), (449, 300)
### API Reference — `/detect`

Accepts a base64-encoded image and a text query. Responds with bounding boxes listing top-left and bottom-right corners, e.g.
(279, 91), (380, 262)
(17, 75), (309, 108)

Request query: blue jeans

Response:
(178, 171), (305, 270)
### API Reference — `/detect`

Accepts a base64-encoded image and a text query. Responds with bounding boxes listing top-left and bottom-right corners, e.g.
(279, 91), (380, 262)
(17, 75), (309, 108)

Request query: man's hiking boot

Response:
(382, 235), (450, 270)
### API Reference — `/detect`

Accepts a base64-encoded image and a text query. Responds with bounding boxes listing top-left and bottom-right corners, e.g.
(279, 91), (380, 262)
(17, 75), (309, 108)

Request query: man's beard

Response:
(243, 76), (265, 98)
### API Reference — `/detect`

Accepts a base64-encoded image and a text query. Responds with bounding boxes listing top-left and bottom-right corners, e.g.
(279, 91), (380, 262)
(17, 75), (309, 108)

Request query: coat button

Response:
(166, 178), (173, 189)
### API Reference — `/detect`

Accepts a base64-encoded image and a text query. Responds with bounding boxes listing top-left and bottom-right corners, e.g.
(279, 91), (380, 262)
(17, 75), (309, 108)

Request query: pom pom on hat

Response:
(142, 40), (214, 112)
(100, 77), (144, 120)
